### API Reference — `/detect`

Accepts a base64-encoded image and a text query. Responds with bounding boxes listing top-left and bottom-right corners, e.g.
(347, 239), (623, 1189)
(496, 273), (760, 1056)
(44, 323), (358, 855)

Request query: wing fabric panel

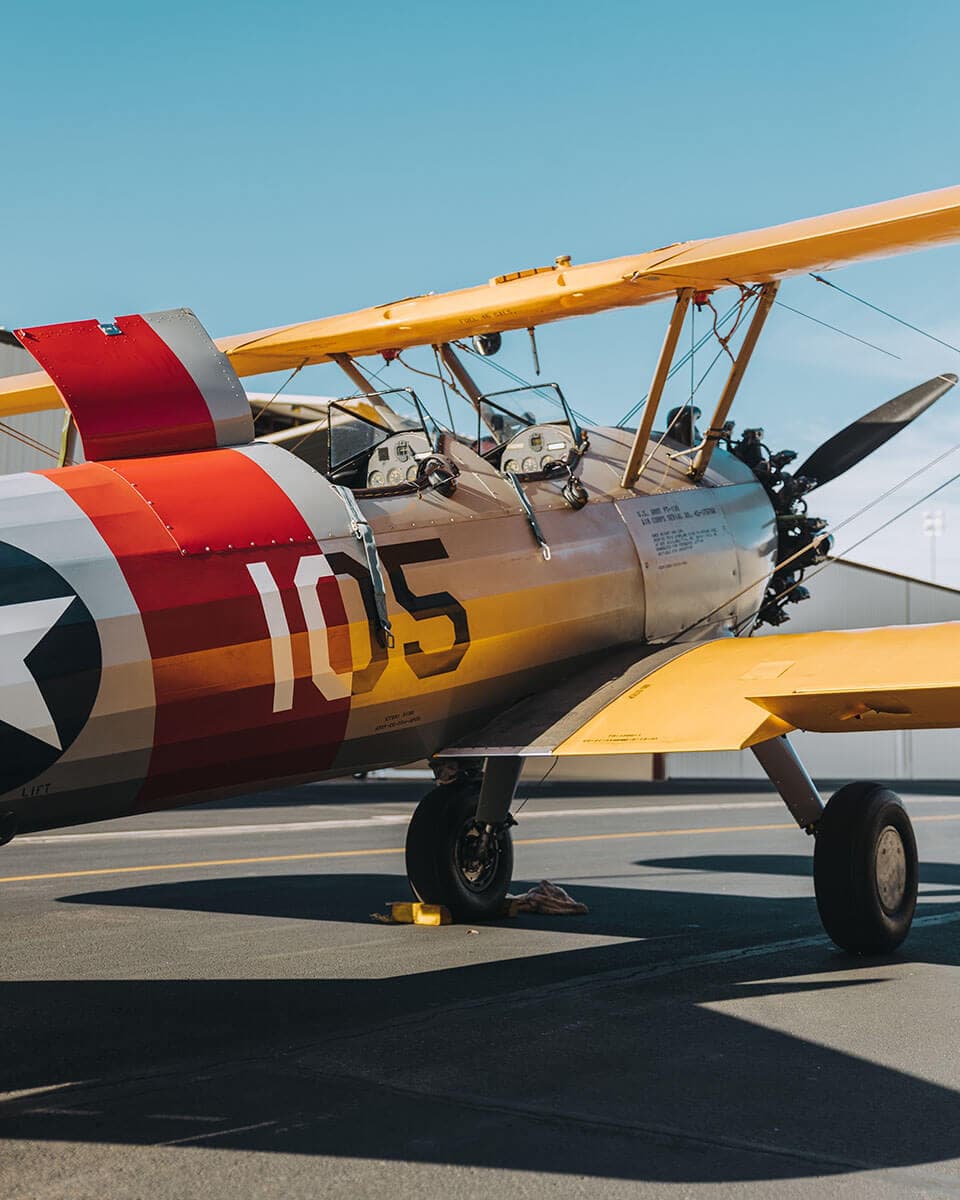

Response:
(216, 185), (960, 375)
(439, 623), (960, 758)
(434, 643), (697, 758)
(3, 187), (960, 417)
(554, 623), (960, 755)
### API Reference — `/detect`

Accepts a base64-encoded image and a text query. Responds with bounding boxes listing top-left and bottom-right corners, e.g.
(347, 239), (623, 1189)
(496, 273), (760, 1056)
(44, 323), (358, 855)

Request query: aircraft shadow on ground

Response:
(2, 860), (960, 1183)
(637, 853), (960, 897)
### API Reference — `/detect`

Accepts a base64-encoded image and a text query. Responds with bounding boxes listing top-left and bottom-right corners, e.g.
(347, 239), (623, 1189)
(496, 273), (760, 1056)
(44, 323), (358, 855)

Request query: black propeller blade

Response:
(796, 373), (957, 490)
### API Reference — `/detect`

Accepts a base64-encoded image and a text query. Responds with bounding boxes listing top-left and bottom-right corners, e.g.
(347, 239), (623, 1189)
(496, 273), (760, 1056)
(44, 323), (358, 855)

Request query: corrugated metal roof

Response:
(828, 555), (960, 596)
(0, 337), (63, 470)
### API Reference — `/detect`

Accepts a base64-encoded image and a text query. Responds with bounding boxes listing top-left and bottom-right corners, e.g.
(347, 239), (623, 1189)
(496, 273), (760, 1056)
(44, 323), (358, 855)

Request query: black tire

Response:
(405, 779), (514, 921)
(813, 781), (918, 954)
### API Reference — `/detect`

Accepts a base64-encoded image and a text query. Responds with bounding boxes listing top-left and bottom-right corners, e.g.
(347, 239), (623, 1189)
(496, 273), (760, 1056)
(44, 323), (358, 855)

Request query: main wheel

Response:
(813, 781), (918, 954)
(405, 778), (514, 921)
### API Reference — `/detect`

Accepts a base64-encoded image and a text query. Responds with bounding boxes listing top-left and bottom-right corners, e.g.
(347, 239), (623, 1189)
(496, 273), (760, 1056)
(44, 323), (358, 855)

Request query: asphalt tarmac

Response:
(3, 777), (960, 1199)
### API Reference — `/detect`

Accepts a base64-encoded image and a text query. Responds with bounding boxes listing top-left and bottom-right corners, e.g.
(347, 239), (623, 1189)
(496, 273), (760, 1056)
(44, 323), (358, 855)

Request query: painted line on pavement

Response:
(16, 803), (782, 844)
(16, 793), (960, 846)
(2, 812), (960, 885)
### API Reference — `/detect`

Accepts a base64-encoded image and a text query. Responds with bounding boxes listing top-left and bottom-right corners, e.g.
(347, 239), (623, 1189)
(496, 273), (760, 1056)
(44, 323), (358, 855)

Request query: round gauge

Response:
(406, 464), (418, 482)
(504, 459), (520, 473)
(540, 454), (556, 470)
(369, 470), (384, 487)
(522, 456), (537, 473)
(387, 467), (403, 485)
(395, 441), (411, 462)
(530, 432), (543, 452)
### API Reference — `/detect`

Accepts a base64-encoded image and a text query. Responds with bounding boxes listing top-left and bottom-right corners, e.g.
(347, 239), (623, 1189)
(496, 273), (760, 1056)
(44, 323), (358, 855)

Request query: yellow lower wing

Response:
(556, 623), (960, 755)
(440, 623), (960, 759)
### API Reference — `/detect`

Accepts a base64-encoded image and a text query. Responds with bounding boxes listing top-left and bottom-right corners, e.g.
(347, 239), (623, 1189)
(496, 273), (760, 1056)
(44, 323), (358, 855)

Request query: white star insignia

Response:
(0, 595), (75, 749)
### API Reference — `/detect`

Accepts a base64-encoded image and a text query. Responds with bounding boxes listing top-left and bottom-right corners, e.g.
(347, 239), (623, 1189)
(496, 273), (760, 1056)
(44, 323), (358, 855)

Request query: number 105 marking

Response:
(247, 539), (470, 713)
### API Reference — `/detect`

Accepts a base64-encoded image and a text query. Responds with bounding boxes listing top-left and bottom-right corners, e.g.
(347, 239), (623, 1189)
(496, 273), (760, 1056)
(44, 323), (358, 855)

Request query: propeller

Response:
(795, 373), (957, 490)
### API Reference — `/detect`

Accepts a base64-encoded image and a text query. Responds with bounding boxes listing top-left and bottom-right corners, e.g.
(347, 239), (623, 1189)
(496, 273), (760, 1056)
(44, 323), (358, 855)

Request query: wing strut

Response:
(620, 288), (693, 488)
(329, 351), (379, 396)
(329, 352), (397, 421)
(437, 343), (484, 413)
(688, 281), (780, 481)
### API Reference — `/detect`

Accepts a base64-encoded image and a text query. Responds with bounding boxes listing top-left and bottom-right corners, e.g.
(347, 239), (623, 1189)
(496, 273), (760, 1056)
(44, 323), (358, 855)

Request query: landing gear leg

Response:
(751, 734), (823, 832)
(752, 736), (919, 953)
(405, 757), (520, 920)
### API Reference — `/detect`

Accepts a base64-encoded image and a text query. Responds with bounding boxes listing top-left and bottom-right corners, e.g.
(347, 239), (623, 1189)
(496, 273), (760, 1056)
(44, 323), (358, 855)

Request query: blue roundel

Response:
(0, 541), (101, 794)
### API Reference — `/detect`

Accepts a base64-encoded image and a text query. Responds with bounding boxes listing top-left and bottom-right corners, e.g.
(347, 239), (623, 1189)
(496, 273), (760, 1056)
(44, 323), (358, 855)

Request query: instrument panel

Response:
(366, 431), (432, 488)
(501, 425), (576, 476)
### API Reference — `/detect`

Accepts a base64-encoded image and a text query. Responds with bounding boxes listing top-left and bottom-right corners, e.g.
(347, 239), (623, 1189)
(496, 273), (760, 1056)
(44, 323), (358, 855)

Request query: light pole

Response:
(923, 509), (944, 583)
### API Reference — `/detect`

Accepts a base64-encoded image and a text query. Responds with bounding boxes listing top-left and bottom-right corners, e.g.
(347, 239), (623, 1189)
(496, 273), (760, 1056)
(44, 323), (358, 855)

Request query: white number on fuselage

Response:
(247, 557), (351, 713)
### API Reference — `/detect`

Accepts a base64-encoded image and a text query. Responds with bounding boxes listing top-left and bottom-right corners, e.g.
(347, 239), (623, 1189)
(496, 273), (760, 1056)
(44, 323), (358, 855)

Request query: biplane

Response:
(2, 186), (960, 955)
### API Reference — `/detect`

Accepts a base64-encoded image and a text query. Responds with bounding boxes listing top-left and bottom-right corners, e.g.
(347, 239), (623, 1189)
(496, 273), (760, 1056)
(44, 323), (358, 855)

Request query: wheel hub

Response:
(875, 824), (908, 913)
(454, 821), (500, 893)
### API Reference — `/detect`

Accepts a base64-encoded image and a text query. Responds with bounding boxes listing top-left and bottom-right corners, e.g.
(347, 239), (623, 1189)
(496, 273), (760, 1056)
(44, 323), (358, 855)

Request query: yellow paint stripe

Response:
(0, 845), (405, 885)
(1, 811), (957, 887)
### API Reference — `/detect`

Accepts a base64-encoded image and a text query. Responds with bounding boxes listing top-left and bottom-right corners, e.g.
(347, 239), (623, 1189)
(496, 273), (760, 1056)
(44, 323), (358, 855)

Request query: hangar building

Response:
(0, 331), (64, 472)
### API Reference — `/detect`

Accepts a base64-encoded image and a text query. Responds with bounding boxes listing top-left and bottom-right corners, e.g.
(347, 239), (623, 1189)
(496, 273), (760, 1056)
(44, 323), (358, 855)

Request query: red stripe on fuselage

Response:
(18, 314), (216, 459)
(47, 450), (350, 805)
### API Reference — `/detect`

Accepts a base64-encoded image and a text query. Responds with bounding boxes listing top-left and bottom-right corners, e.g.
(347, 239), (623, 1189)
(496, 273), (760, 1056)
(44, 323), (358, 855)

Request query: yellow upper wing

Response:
(5, 185), (960, 418)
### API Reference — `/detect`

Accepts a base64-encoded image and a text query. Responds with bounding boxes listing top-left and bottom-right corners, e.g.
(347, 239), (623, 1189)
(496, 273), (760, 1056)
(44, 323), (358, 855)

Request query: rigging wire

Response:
(456, 341), (594, 427)
(668, 429), (960, 645)
(747, 465), (959, 630)
(811, 439), (960, 541)
(629, 293), (761, 483)
(361, 358), (431, 414)
(394, 352), (470, 417)
(360, 359), (395, 390)
(616, 297), (743, 428)
(700, 285), (759, 363)
(691, 335), (737, 401)
(340, 353), (457, 428)
(516, 756), (558, 813)
(730, 431), (960, 632)
(0, 421), (63, 462)
(636, 277), (960, 634)
(811, 274), (960, 357)
(755, 453), (960, 622)
(774, 299), (902, 360)
(620, 275), (933, 429)
(456, 341), (558, 401)
(432, 344), (457, 432)
(287, 420), (329, 458)
(790, 467), (960, 597)
(252, 359), (308, 429)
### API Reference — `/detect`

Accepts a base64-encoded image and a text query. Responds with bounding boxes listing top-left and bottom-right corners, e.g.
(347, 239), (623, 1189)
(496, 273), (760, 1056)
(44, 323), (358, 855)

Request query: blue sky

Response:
(4, 0), (960, 584)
